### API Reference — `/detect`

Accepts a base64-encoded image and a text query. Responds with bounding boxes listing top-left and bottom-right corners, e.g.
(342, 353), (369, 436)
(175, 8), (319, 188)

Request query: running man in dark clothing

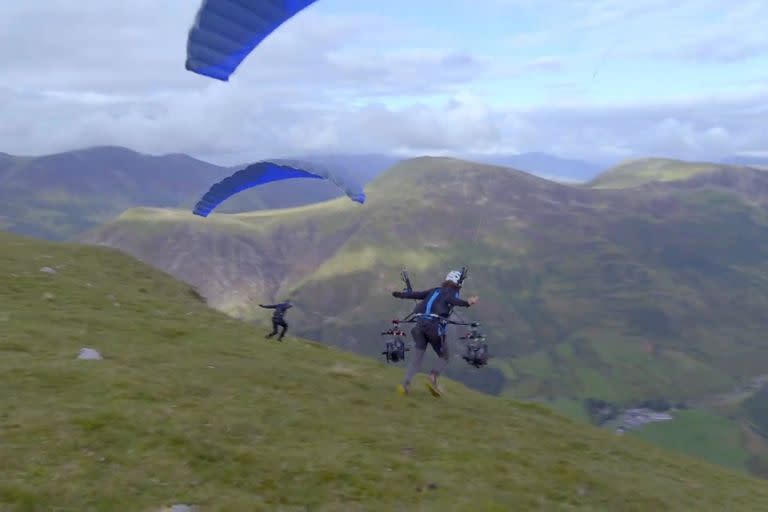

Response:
(259, 300), (292, 341)
(391, 270), (478, 396)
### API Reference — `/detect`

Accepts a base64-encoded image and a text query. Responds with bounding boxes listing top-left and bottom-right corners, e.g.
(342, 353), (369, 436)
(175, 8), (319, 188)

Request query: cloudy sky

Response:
(2, 0), (766, 165)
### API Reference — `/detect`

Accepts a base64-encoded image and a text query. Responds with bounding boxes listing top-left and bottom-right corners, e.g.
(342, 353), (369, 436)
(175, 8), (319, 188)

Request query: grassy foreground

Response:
(3, 231), (768, 511)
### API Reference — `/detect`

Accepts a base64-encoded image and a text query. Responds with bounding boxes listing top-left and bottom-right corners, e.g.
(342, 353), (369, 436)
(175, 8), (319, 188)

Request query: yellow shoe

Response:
(426, 380), (442, 398)
(397, 384), (408, 395)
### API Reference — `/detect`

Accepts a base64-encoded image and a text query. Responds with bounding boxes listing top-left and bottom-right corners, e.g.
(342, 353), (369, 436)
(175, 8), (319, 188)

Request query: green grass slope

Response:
(80, 157), (768, 407)
(630, 410), (750, 473)
(5, 231), (768, 510)
(588, 158), (749, 189)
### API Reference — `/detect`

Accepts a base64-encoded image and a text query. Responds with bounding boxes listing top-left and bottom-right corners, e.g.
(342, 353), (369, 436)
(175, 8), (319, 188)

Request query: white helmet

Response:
(445, 270), (462, 284)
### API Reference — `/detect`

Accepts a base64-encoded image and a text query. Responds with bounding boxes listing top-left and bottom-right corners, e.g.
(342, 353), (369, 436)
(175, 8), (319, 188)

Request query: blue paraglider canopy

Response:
(186, 0), (320, 81)
(192, 159), (366, 217)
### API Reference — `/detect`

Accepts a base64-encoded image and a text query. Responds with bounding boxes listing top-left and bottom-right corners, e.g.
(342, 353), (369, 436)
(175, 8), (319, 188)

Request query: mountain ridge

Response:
(587, 157), (765, 189)
(8, 143), (758, 241)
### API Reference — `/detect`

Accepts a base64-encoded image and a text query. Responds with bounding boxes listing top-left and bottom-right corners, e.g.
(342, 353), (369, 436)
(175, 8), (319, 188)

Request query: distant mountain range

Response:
(721, 155), (768, 169)
(464, 152), (605, 182)
(0, 146), (608, 240)
(1, 144), (764, 240)
(279, 151), (609, 183)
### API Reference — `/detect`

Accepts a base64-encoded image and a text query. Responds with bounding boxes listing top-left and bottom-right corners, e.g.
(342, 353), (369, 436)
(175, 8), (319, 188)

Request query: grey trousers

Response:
(403, 320), (450, 385)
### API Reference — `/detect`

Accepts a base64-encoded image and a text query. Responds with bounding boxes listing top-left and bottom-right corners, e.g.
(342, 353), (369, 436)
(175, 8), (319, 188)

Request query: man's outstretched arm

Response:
(447, 295), (471, 307)
(448, 294), (479, 307)
(392, 288), (432, 300)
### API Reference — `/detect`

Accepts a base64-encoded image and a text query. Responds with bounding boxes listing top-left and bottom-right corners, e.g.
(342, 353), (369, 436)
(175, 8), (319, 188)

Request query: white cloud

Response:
(513, 87), (768, 161)
(0, 1), (766, 165)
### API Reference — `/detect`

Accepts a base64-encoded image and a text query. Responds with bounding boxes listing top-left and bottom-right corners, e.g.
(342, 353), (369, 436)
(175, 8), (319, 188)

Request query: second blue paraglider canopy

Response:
(193, 159), (366, 217)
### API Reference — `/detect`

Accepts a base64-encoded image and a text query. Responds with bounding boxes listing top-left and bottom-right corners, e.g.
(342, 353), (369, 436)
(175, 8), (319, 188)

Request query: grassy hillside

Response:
(80, 157), (768, 406)
(4, 230), (768, 510)
(588, 158), (749, 188)
(630, 409), (750, 473)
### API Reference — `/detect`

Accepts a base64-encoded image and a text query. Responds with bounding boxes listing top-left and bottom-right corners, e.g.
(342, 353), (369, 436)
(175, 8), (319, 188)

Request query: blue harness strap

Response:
(424, 289), (440, 315)
(416, 288), (455, 339)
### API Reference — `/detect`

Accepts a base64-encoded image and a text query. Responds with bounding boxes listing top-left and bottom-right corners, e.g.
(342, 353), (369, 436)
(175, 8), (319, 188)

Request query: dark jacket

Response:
(259, 302), (292, 319)
(392, 286), (470, 318)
